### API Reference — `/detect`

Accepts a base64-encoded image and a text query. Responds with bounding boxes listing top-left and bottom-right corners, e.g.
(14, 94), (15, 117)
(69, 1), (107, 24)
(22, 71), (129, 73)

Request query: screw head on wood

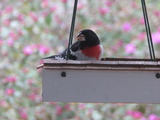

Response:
(156, 73), (160, 79)
(61, 72), (66, 77)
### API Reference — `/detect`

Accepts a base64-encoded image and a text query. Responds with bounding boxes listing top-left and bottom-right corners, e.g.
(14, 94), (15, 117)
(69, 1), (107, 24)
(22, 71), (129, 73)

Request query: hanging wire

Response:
(66, 0), (156, 60)
(141, 0), (156, 60)
(66, 0), (78, 60)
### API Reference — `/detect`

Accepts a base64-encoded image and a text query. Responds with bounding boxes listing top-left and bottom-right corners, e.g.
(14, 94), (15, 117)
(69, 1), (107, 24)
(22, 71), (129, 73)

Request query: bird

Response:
(43, 29), (103, 60)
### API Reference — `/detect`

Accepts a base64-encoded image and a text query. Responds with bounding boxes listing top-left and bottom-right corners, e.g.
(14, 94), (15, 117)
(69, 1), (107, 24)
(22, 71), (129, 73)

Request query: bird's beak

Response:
(77, 34), (85, 41)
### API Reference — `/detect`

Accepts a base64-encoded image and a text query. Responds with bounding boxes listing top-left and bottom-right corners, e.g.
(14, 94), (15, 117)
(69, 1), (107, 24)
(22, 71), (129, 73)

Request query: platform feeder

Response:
(39, 0), (160, 103)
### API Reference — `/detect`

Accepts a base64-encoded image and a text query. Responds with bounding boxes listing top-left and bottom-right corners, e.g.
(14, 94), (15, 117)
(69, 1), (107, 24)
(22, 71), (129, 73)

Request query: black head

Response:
(77, 29), (100, 49)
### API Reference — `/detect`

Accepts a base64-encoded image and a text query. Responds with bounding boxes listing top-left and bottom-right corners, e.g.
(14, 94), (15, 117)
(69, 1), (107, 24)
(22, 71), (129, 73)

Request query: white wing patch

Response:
(54, 56), (65, 60)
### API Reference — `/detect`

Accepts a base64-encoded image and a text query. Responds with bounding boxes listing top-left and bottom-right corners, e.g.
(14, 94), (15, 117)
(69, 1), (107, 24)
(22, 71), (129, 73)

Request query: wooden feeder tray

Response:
(41, 58), (160, 103)
(39, 0), (159, 104)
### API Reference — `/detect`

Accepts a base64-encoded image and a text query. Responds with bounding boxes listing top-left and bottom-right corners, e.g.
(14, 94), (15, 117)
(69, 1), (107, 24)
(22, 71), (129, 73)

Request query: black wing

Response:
(43, 41), (80, 60)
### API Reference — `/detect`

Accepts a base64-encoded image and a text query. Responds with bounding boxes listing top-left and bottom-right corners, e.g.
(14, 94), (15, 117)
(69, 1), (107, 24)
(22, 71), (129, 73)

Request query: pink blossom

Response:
(127, 111), (143, 119)
(125, 43), (136, 54)
(78, 103), (86, 109)
(152, 32), (160, 43)
(38, 45), (50, 54)
(42, 11), (49, 17)
(99, 7), (109, 15)
(4, 6), (13, 14)
(61, 0), (68, 3)
(55, 105), (63, 115)
(5, 76), (17, 83)
(3, 19), (11, 26)
(133, 112), (143, 119)
(78, 3), (85, 10)
(27, 79), (34, 85)
(5, 88), (15, 96)
(154, 10), (160, 17)
(122, 22), (132, 32)
(140, 18), (145, 25)
(105, 0), (112, 7)
(29, 12), (38, 22)
(0, 39), (3, 46)
(22, 68), (29, 73)
(64, 104), (70, 110)
(17, 14), (24, 23)
(117, 40), (124, 47)
(131, 2), (138, 8)
(18, 29), (23, 36)
(55, 15), (62, 24)
(50, 5), (57, 12)
(131, 18), (138, 24)
(41, 0), (49, 8)
(29, 93), (37, 101)
(23, 45), (36, 55)
(9, 32), (17, 40)
(112, 40), (124, 52)
(2, 51), (8, 57)
(7, 39), (14, 46)
(96, 21), (103, 26)
(0, 100), (8, 108)
(137, 32), (145, 41)
(19, 109), (28, 120)
(148, 114), (160, 120)
(87, 108), (93, 116)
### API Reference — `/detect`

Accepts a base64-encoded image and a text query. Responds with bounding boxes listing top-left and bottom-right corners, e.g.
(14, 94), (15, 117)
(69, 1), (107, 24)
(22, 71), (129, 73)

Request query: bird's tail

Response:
(42, 55), (57, 59)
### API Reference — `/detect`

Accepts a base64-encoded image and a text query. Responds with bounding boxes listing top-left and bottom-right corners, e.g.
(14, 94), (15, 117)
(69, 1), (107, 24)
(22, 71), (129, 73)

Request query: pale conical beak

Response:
(77, 34), (85, 41)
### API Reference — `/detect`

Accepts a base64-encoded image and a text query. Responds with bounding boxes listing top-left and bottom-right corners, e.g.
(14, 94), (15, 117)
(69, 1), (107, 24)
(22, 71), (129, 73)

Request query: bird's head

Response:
(76, 29), (100, 49)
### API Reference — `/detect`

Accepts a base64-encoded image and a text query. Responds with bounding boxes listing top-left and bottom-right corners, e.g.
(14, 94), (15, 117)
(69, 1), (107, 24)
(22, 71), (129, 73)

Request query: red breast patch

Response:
(81, 45), (101, 60)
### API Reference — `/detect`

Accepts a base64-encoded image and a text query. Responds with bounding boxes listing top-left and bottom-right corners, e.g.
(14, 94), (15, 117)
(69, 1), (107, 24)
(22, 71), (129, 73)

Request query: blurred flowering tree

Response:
(0, 0), (160, 120)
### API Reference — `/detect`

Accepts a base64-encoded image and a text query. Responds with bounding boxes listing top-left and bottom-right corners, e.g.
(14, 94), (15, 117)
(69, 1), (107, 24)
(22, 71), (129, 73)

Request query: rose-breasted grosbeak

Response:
(43, 29), (103, 60)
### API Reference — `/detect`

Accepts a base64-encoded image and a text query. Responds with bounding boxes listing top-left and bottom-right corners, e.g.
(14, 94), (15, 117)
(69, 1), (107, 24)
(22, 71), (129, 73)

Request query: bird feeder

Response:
(39, 0), (160, 103)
